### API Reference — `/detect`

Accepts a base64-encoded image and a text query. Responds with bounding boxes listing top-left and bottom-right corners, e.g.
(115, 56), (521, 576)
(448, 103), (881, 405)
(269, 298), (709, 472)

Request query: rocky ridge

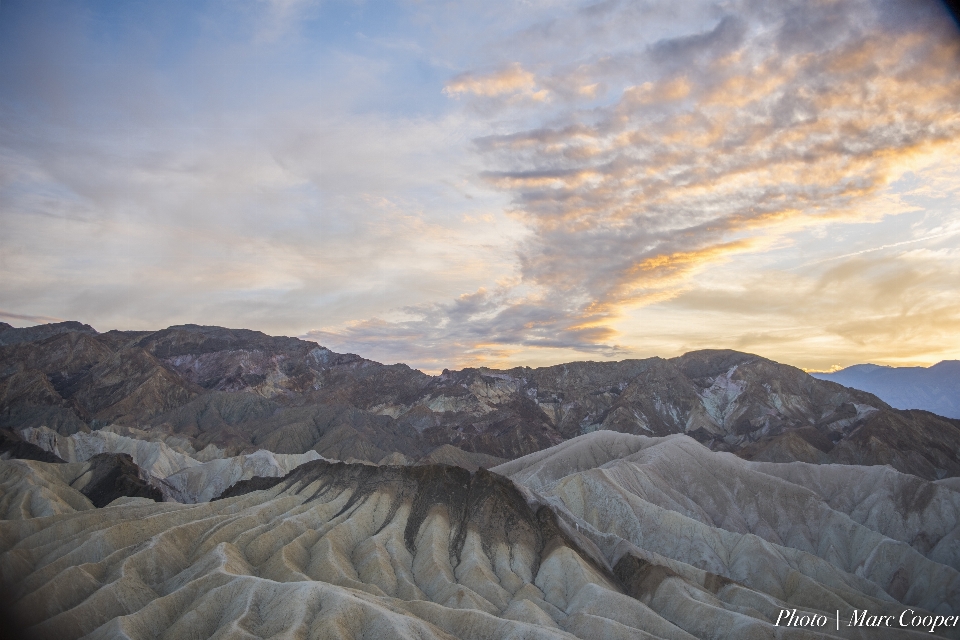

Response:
(0, 452), (161, 518)
(15, 425), (326, 504)
(2, 321), (960, 479)
(0, 427), (64, 463)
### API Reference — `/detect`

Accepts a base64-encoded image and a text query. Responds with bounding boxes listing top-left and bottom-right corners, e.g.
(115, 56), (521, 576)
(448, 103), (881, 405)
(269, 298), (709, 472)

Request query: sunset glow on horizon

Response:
(1, 0), (959, 374)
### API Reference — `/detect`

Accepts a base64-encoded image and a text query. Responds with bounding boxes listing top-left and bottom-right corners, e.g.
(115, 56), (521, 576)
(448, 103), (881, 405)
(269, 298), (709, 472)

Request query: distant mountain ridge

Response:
(2, 321), (960, 479)
(812, 361), (960, 419)
(0, 320), (96, 346)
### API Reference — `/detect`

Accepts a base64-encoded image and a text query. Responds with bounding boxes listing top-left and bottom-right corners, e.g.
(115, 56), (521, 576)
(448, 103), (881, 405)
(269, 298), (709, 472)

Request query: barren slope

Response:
(1, 432), (958, 638)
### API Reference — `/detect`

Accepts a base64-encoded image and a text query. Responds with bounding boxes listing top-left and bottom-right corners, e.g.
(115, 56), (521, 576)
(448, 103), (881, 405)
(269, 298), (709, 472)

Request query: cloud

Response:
(2, 0), (958, 372)
(314, 0), (960, 368)
(306, 283), (627, 370)
(641, 234), (960, 369)
(791, 229), (960, 269)
(0, 1), (520, 336)
(444, 63), (549, 102)
(0, 105), (515, 332)
(0, 310), (64, 325)
(647, 14), (748, 65)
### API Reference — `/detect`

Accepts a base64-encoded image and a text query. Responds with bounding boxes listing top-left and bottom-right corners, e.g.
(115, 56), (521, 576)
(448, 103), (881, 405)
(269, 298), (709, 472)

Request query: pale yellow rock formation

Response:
(1, 432), (957, 638)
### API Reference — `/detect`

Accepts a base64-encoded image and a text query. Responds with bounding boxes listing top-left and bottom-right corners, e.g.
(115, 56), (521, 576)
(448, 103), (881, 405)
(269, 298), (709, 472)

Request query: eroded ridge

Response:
(223, 460), (608, 577)
(0, 460), (664, 639)
(1, 451), (956, 639)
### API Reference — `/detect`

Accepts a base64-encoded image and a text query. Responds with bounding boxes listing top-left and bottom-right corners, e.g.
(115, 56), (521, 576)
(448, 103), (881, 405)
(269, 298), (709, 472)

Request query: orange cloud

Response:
(444, 63), (547, 100)
(624, 76), (693, 105)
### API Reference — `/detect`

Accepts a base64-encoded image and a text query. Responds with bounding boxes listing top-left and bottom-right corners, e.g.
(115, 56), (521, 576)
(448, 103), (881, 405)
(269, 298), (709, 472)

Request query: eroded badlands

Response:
(1, 431), (959, 639)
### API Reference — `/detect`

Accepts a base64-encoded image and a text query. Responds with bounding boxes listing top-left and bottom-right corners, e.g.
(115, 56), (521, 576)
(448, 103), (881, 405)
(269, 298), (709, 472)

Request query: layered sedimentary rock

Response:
(17, 424), (327, 504)
(158, 448), (324, 503)
(69, 453), (164, 507)
(19, 426), (202, 478)
(414, 444), (507, 471)
(2, 431), (959, 638)
(0, 427), (64, 463)
(0, 452), (160, 518)
(0, 457), (656, 639)
(493, 432), (960, 618)
(3, 321), (960, 638)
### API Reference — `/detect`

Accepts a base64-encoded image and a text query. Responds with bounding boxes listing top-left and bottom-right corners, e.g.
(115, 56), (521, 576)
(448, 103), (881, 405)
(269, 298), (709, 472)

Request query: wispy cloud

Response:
(791, 229), (960, 269)
(254, 0), (320, 42)
(0, 310), (64, 325)
(649, 237), (960, 370)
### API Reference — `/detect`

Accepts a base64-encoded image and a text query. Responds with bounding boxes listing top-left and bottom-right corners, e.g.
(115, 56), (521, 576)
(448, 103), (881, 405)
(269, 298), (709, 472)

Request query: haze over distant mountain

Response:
(812, 362), (960, 419)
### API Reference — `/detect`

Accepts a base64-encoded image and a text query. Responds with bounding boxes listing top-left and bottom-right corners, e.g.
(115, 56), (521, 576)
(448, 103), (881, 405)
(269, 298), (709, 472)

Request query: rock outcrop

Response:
(18, 426), (201, 478)
(415, 444), (507, 471)
(17, 424), (327, 504)
(0, 452), (161, 519)
(158, 448), (324, 503)
(69, 453), (164, 507)
(0, 428), (64, 463)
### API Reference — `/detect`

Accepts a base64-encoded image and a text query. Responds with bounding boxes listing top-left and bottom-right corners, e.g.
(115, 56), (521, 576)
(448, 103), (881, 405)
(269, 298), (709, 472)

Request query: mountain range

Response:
(2, 321), (960, 638)
(2, 321), (960, 480)
(812, 362), (960, 419)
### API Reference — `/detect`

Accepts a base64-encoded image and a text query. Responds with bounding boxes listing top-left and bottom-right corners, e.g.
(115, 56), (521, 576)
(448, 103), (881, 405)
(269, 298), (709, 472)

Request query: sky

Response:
(1, 0), (959, 373)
